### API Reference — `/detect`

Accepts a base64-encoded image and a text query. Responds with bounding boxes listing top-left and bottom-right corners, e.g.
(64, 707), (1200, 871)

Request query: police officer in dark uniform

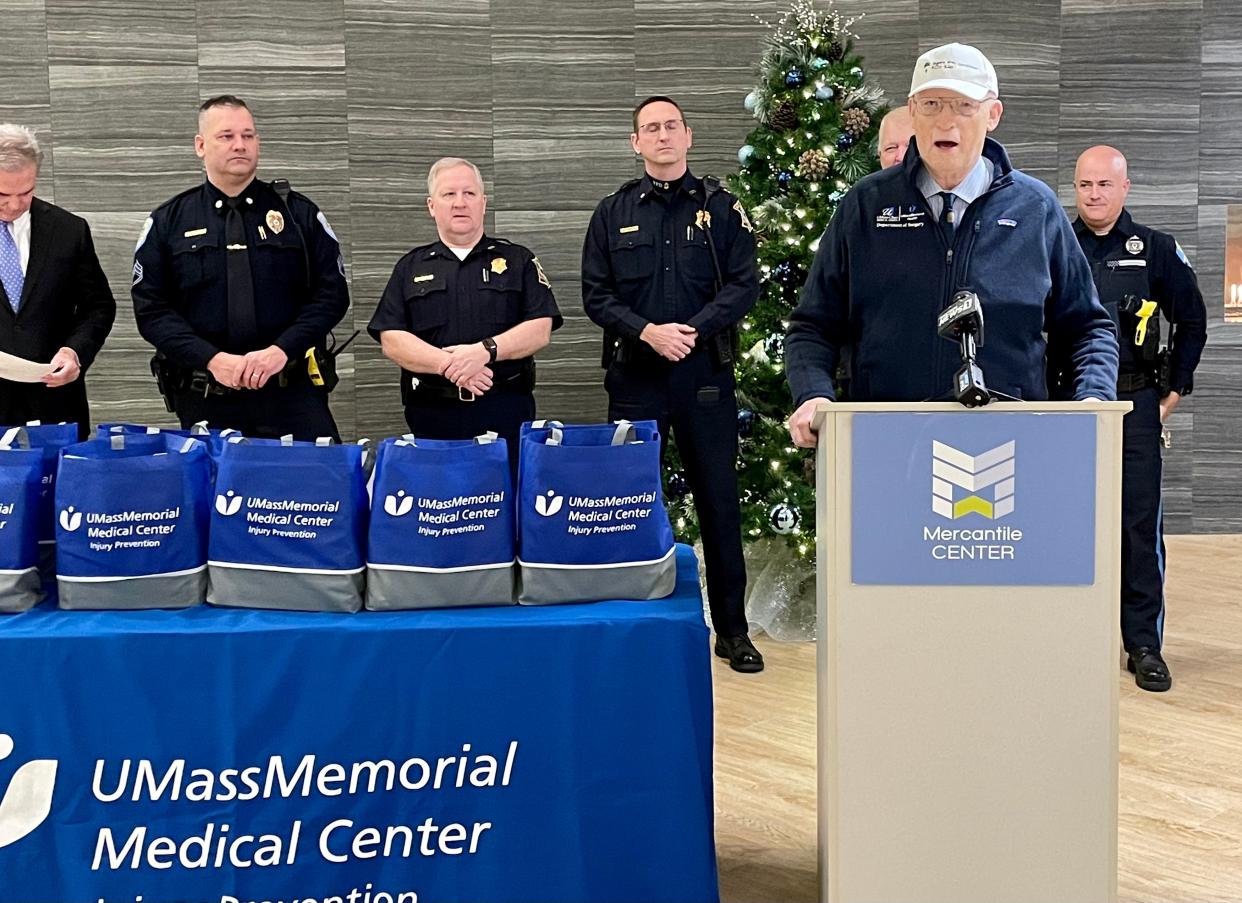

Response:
(582, 96), (763, 673)
(1071, 145), (1207, 692)
(133, 95), (349, 441)
(368, 157), (561, 466)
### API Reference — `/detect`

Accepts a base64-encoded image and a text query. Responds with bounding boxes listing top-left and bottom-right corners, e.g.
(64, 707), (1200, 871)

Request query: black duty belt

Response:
(407, 365), (535, 405)
(1117, 372), (1150, 393)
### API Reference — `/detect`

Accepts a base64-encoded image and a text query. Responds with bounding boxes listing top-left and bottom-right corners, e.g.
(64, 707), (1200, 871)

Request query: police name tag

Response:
(413, 274), (435, 283)
(619, 226), (640, 234)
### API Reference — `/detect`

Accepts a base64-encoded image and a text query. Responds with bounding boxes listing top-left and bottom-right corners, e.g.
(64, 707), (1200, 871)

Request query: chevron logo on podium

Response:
(931, 440), (1016, 520)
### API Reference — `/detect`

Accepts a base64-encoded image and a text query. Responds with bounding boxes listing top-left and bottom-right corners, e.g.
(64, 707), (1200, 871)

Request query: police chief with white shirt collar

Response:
(367, 157), (561, 468)
(785, 42), (1118, 447)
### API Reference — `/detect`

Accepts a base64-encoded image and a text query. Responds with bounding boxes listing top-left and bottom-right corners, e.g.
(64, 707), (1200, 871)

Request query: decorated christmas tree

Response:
(664, 0), (887, 636)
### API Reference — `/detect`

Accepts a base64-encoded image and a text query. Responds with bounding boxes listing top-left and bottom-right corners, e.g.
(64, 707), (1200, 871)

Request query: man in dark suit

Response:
(0, 123), (116, 438)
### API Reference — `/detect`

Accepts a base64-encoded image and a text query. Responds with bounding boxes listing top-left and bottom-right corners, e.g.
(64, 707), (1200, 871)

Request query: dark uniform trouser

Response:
(403, 391), (535, 482)
(605, 352), (748, 638)
(1119, 386), (1165, 651)
(174, 382), (339, 443)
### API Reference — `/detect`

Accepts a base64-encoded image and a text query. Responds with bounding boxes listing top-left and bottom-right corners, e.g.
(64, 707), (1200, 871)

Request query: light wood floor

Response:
(712, 534), (1242, 903)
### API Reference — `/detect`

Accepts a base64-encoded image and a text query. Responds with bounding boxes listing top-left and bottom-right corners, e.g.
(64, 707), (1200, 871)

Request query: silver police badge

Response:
(1126, 236), (1144, 255)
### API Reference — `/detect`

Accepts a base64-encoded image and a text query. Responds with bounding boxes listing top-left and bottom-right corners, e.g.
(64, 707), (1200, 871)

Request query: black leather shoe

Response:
(1127, 647), (1172, 692)
(714, 633), (764, 673)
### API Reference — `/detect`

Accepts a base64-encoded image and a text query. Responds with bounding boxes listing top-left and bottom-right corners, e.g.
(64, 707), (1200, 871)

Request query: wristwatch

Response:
(482, 337), (498, 364)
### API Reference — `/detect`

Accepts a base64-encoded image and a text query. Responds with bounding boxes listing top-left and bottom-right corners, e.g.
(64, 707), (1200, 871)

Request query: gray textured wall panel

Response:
(2, 0), (1237, 531)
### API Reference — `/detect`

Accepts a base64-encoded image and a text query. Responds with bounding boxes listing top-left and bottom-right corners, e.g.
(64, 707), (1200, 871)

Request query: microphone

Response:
(936, 290), (990, 407)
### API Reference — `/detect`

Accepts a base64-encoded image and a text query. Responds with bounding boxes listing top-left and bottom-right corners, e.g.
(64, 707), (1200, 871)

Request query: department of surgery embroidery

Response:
(875, 206), (927, 229)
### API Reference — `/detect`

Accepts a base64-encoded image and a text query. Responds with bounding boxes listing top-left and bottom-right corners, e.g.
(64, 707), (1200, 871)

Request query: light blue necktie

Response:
(0, 220), (24, 312)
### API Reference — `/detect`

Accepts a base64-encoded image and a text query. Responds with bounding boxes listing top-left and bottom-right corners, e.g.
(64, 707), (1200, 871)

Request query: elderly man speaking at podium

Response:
(785, 43), (1117, 447)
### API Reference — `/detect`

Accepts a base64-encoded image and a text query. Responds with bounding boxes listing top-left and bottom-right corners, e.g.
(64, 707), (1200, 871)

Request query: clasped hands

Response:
(439, 343), (493, 396)
(207, 346), (289, 390)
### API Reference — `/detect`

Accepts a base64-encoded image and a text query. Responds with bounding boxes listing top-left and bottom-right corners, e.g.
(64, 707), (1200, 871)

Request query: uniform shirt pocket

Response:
(679, 229), (717, 286)
(402, 276), (449, 338)
(478, 277), (523, 333)
(252, 233), (305, 288)
(170, 235), (217, 293)
(609, 231), (655, 282)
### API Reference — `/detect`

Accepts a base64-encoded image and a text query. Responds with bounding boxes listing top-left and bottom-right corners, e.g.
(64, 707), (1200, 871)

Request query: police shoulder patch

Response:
(135, 216), (154, 253)
(1175, 241), (1191, 267)
(316, 211), (339, 243)
(732, 200), (753, 233)
(532, 255), (552, 289)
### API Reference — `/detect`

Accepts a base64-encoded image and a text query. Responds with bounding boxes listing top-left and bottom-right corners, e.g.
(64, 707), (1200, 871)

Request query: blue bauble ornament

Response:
(829, 190), (844, 202)
(738, 144), (755, 165)
(777, 170), (793, 191)
(815, 85), (834, 101)
(811, 57), (829, 70)
(744, 91), (759, 112)
(737, 409), (755, 438)
(837, 133), (856, 150)
(784, 68), (804, 87)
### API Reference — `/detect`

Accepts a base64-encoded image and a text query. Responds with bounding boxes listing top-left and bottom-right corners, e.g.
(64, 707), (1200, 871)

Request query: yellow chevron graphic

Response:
(953, 496), (994, 519)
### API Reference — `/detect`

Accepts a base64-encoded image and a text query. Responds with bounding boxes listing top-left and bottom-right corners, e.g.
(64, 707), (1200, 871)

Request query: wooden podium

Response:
(813, 401), (1129, 903)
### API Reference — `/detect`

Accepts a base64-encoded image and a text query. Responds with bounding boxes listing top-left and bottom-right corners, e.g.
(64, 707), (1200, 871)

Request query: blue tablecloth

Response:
(0, 545), (717, 903)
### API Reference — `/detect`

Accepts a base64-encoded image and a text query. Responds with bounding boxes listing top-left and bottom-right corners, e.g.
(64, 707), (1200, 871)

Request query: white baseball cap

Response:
(909, 43), (999, 101)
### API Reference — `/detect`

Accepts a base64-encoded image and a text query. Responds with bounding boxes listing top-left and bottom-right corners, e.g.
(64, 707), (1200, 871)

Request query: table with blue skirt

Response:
(0, 545), (717, 903)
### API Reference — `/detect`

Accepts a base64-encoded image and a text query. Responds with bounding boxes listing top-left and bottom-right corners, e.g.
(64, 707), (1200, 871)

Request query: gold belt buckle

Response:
(458, 386), (476, 403)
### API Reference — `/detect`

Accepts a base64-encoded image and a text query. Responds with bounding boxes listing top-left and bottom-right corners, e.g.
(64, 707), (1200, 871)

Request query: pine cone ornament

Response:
(797, 148), (830, 179)
(769, 100), (799, 131)
(842, 107), (870, 136)
(827, 39), (845, 62)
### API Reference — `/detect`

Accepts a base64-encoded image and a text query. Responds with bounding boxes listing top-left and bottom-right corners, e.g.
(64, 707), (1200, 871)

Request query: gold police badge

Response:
(266, 210), (285, 234)
(490, 257), (508, 275)
(694, 210), (712, 230)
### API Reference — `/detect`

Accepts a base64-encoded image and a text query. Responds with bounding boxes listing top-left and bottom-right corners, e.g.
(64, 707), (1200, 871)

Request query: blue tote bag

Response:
(6, 420), (78, 576)
(0, 428), (46, 612)
(55, 432), (212, 609)
(367, 432), (515, 610)
(517, 420), (676, 604)
(208, 436), (371, 612)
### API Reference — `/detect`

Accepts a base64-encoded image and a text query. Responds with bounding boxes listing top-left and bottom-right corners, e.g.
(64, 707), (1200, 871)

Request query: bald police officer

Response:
(133, 95), (349, 440)
(1070, 145), (1207, 692)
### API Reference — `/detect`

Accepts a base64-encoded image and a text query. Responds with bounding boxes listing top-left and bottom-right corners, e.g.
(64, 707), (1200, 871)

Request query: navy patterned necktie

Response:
(0, 220), (24, 312)
(938, 191), (958, 246)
